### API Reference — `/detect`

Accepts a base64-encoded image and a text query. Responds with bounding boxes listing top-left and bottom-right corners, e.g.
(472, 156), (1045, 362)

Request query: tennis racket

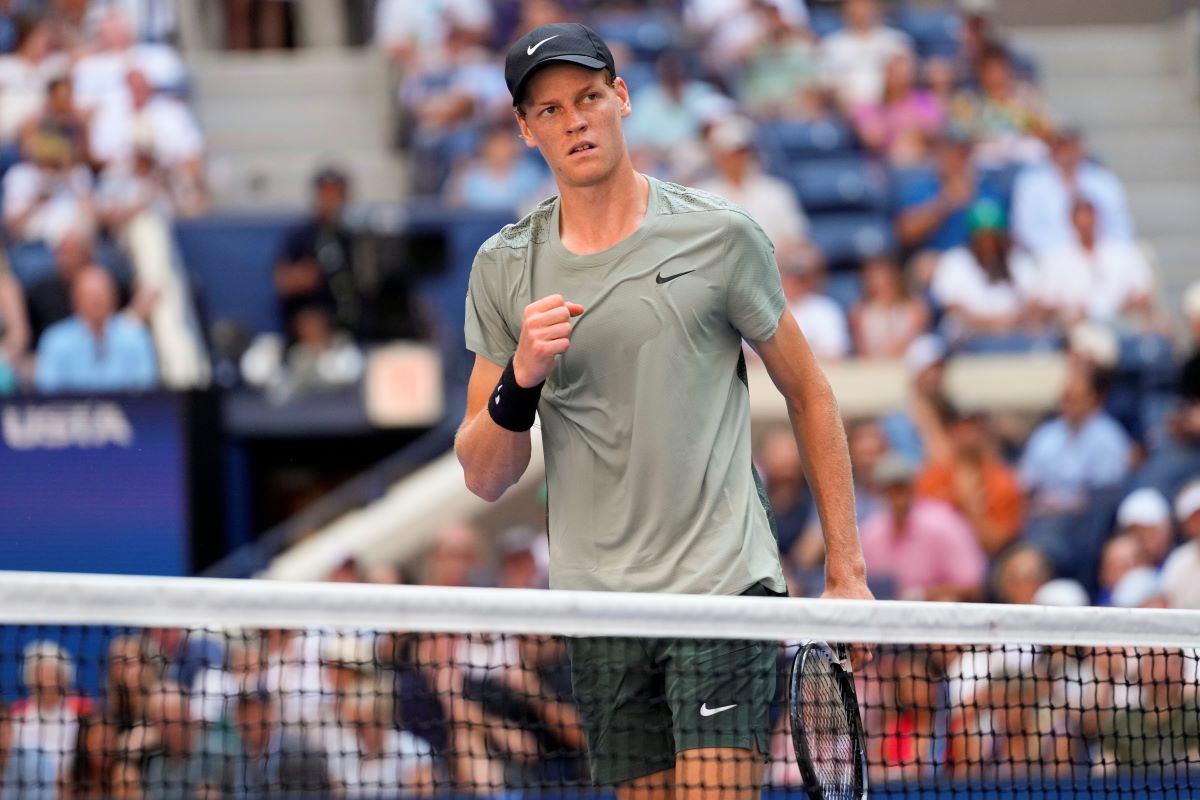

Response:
(789, 641), (868, 800)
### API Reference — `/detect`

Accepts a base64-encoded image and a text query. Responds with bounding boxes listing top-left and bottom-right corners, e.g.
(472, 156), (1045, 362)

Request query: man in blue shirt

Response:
(895, 133), (1001, 254)
(34, 265), (158, 393)
(1019, 363), (1131, 517)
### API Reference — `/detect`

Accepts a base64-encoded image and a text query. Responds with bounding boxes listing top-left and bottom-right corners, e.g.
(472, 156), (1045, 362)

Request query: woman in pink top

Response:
(851, 254), (930, 358)
(853, 50), (946, 167)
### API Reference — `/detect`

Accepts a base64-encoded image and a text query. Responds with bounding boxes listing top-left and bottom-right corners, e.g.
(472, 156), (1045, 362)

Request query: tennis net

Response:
(0, 571), (1198, 799)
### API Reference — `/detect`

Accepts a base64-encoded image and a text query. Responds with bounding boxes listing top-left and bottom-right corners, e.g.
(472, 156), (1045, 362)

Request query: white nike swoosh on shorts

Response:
(699, 703), (737, 717)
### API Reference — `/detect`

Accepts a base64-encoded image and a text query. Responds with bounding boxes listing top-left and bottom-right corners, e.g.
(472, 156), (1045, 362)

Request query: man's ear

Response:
(513, 109), (537, 148)
(614, 77), (632, 118)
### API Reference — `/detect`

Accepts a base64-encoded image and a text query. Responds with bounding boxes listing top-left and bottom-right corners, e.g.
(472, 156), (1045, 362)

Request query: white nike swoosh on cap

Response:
(699, 703), (737, 717)
(527, 35), (559, 56)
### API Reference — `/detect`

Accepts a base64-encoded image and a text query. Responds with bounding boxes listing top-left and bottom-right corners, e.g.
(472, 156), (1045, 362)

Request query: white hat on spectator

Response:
(1032, 578), (1089, 607)
(1183, 282), (1200, 322)
(1117, 488), (1171, 528)
(1175, 480), (1200, 523)
(1110, 566), (1163, 609)
(321, 634), (376, 670)
(905, 334), (947, 375)
(1067, 321), (1119, 368)
(708, 115), (756, 153)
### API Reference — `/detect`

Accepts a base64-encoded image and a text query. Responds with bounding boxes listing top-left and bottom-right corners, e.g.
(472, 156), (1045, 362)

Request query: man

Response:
(915, 405), (1024, 557)
(1011, 126), (1134, 258)
(894, 131), (997, 255)
(34, 264), (158, 393)
(274, 167), (361, 341)
(818, 0), (911, 108)
(1018, 363), (1131, 518)
(1037, 196), (1153, 327)
(226, 687), (331, 798)
(859, 453), (987, 602)
(455, 22), (871, 799)
(1112, 487), (1175, 568)
(141, 684), (226, 800)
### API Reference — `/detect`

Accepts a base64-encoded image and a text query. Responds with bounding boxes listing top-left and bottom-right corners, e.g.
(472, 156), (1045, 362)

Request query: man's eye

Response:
(584, 93), (599, 101)
(540, 107), (556, 117)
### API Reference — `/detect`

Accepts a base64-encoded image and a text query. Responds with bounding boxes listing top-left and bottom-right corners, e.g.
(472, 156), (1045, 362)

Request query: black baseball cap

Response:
(505, 23), (616, 106)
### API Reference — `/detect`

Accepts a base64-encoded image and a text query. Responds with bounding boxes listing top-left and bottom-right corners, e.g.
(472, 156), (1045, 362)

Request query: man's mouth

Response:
(568, 142), (597, 155)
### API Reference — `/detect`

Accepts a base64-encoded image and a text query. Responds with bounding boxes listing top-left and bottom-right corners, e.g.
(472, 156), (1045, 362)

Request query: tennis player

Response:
(455, 22), (873, 799)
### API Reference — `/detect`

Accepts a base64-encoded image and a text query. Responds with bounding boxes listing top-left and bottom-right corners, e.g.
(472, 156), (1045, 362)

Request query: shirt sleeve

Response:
(723, 210), (786, 341)
(463, 249), (519, 366)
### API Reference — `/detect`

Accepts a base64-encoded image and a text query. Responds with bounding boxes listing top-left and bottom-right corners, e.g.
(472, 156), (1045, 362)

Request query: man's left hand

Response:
(820, 574), (876, 669)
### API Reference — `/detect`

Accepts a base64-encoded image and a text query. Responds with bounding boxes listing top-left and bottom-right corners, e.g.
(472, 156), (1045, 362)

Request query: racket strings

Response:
(800, 654), (858, 799)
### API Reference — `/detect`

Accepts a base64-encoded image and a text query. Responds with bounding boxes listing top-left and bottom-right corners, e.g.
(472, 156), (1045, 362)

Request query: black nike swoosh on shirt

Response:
(656, 270), (696, 284)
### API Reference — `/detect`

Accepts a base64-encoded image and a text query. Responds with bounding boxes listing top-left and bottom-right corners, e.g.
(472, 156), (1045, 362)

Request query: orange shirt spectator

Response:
(915, 408), (1024, 556)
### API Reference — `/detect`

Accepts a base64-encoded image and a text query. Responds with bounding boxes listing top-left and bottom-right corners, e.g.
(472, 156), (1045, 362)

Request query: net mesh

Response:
(1, 573), (1198, 799)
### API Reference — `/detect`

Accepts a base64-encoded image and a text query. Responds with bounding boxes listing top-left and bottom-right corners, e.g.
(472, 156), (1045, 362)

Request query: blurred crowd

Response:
(0, 0), (209, 396)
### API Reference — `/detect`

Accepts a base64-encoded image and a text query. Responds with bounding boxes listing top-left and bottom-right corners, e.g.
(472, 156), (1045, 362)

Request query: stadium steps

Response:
(187, 48), (407, 208)
(1017, 22), (1200, 304)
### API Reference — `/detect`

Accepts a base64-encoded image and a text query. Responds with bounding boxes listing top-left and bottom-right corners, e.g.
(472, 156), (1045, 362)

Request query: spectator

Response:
(859, 453), (988, 601)
(0, 252), (30, 389)
(374, 0), (493, 70)
(104, 634), (165, 744)
(34, 264), (158, 393)
(423, 521), (490, 587)
(735, 1), (822, 120)
(1011, 126), (1134, 257)
(782, 260), (850, 361)
(398, 24), (508, 193)
(64, 712), (120, 799)
(140, 684), (226, 799)
(325, 678), (435, 797)
(88, 69), (207, 214)
(895, 132), (996, 254)
(950, 42), (1049, 166)
(1018, 363), (1131, 517)
(496, 526), (548, 590)
(0, 15), (64, 149)
(227, 687), (331, 796)
(930, 198), (1038, 345)
(3, 641), (90, 800)
(1096, 533), (1151, 607)
(1113, 488), (1175, 568)
(25, 230), (104, 343)
(1161, 480), (1200, 608)
(623, 50), (727, 166)
(990, 545), (1053, 605)
(259, 628), (327, 746)
(20, 76), (91, 169)
(1036, 197), (1153, 327)
(3, 128), (95, 246)
(850, 253), (929, 359)
(687, 0), (809, 73)
(915, 405), (1024, 556)
(695, 115), (811, 257)
(818, 0), (911, 109)
(72, 11), (187, 113)
(444, 121), (545, 212)
(274, 167), (361, 340)
(853, 50), (945, 168)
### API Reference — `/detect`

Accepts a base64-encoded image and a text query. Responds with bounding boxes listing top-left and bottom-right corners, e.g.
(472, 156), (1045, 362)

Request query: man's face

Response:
(1053, 136), (1083, 173)
(844, 0), (876, 30)
(236, 699), (273, 753)
(1071, 202), (1096, 242)
(516, 64), (632, 191)
(72, 268), (117, 329)
(315, 180), (347, 221)
(884, 481), (914, 520)
(951, 417), (988, 461)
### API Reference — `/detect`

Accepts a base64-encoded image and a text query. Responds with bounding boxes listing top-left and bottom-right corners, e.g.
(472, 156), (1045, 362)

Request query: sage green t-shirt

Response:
(464, 176), (787, 596)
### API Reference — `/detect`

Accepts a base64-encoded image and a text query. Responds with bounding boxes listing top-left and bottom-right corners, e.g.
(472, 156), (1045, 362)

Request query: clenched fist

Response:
(513, 294), (584, 387)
